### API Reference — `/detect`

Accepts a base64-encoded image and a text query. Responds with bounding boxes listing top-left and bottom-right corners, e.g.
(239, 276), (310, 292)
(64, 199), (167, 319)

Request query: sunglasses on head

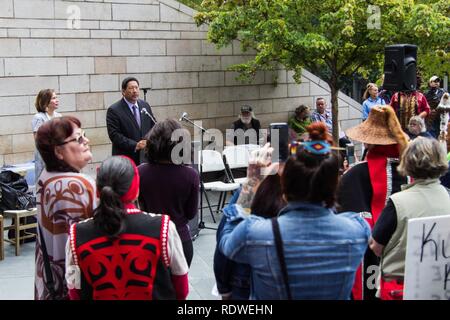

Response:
(57, 130), (87, 146)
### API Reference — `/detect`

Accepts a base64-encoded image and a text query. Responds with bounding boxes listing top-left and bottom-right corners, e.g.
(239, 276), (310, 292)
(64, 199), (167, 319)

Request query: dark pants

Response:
(182, 239), (194, 267)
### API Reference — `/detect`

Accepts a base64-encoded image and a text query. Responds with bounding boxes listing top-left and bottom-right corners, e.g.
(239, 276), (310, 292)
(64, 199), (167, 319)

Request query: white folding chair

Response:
(199, 150), (240, 225)
(222, 145), (250, 185)
(222, 144), (261, 185)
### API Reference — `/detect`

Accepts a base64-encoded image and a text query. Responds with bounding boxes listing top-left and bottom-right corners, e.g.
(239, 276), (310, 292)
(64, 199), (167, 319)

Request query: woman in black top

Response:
(138, 119), (199, 267)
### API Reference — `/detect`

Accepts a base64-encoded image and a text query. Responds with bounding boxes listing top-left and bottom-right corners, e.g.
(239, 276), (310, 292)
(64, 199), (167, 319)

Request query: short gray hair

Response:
(398, 137), (448, 179)
(408, 116), (426, 133)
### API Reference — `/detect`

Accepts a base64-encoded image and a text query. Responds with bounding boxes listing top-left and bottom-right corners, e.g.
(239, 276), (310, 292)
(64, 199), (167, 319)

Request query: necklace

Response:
(126, 208), (141, 214)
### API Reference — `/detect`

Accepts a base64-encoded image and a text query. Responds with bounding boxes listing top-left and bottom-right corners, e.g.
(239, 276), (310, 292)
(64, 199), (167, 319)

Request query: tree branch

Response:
(349, 60), (367, 77)
(336, 45), (362, 74)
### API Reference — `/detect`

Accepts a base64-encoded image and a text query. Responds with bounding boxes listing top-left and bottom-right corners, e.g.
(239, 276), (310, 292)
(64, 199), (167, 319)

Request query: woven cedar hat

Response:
(346, 105), (408, 152)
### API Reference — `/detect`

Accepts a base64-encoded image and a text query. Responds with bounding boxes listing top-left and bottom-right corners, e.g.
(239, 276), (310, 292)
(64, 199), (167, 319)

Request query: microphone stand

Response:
(180, 116), (217, 232)
(142, 88), (150, 102)
(139, 88), (155, 164)
(141, 108), (157, 125)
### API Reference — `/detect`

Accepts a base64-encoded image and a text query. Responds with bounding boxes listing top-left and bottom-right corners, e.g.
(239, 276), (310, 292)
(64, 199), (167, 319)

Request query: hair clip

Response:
(290, 140), (345, 157)
(301, 140), (331, 155)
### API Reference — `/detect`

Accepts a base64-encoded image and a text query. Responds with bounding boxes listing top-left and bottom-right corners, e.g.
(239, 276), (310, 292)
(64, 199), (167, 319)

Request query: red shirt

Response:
(389, 91), (430, 115)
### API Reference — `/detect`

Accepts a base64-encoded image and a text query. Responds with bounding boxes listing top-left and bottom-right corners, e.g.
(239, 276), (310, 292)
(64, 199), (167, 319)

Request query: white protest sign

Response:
(404, 215), (450, 300)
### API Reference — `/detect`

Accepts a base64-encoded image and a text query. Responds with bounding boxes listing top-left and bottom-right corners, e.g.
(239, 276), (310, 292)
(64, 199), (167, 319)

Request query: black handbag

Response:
(271, 217), (293, 300)
(1, 170), (37, 242)
(38, 225), (64, 300)
(0, 170), (34, 211)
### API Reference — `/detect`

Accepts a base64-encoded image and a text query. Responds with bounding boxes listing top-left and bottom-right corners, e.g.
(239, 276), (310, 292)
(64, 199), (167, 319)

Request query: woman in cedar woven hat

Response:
(336, 105), (409, 300)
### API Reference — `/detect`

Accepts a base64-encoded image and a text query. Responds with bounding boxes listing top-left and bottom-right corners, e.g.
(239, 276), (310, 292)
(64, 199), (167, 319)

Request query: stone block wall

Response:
(0, 0), (362, 176)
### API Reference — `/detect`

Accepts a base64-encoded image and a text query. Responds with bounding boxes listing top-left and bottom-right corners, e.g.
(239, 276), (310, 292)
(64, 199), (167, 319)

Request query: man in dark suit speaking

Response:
(106, 77), (156, 165)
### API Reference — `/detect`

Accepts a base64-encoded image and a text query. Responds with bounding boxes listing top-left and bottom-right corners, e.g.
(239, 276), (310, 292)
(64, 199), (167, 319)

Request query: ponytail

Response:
(93, 186), (126, 238)
(93, 156), (136, 238)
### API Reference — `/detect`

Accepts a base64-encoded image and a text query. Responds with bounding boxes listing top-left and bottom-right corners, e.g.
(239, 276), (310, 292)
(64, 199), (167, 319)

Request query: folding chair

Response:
(222, 144), (261, 185)
(199, 150), (240, 224)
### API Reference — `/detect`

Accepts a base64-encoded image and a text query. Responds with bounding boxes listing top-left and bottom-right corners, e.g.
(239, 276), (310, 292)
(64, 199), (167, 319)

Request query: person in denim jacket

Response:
(218, 123), (370, 300)
(214, 174), (286, 300)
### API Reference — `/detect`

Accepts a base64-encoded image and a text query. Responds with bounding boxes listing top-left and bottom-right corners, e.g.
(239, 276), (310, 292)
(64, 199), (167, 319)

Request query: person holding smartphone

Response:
(218, 123), (370, 299)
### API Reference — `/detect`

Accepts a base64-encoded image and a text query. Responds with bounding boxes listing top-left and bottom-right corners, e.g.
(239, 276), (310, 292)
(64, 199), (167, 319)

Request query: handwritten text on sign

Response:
(404, 215), (450, 300)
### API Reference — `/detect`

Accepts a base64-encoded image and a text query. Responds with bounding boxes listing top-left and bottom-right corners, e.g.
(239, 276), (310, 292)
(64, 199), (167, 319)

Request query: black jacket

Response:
(106, 98), (155, 165)
(231, 118), (261, 145)
(425, 87), (446, 109)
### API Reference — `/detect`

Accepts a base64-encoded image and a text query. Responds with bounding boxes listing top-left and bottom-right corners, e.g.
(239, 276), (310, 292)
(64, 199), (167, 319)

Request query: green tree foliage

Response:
(195, 0), (450, 142)
(178, 0), (203, 10)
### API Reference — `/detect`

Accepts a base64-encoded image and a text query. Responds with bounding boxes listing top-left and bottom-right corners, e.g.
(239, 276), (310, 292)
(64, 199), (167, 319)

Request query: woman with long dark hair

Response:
(214, 173), (286, 300)
(218, 123), (370, 299)
(65, 156), (189, 300)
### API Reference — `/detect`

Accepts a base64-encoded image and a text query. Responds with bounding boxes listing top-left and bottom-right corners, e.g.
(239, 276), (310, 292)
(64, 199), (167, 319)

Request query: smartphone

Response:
(269, 123), (289, 162)
(346, 143), (355, 165)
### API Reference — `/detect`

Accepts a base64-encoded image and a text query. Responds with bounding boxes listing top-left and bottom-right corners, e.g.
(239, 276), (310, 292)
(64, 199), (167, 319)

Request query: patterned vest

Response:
(70, 210), (175, 300)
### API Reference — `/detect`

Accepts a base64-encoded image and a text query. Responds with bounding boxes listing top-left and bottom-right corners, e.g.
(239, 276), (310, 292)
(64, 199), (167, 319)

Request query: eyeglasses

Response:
(57, 131), (87, 146)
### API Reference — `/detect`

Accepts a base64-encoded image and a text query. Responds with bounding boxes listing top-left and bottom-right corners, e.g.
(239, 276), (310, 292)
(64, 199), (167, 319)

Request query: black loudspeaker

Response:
(383, 44), (417, 92)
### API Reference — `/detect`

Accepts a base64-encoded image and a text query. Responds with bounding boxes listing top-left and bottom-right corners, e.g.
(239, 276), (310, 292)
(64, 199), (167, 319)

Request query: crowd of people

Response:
(29, 72), (450, 300)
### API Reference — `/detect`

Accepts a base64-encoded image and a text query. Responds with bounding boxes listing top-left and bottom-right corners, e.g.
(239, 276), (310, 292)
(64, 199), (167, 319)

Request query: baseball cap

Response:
(240, 105), (253, 113)
(429, 76), (440, 83)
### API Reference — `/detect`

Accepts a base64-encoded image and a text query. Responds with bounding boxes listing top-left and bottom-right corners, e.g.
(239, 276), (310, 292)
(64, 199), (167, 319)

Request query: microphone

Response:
(179, 112), (188, 122)
(141, 108), (157, 124)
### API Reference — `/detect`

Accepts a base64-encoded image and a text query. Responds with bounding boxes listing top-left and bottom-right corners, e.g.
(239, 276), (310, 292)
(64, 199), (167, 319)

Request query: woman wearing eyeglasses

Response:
(34, 116), (96, 300)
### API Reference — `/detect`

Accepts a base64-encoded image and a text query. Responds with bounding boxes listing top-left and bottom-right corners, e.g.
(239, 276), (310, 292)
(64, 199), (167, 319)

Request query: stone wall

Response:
(0, 0), (362, 176)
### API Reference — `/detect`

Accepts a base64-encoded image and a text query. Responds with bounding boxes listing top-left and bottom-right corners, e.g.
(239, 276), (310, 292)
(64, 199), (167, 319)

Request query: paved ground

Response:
(0, 194), (223, 300)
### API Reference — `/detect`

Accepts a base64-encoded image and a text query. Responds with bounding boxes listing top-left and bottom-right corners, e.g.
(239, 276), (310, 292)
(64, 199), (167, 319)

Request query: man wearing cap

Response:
(336, 105), (409, 300)
(425, 76), (447, 138)
(226, 105), (261, 146)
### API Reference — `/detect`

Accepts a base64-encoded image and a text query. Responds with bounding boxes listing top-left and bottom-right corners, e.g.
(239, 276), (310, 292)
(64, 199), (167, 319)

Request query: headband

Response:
(119, 156), (140, 204)
(301, 140), (331, 155)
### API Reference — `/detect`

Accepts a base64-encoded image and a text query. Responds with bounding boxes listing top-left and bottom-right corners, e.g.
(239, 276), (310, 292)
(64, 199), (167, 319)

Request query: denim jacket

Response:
(214, 189), (251, 300)
(219, 201), (370, 300)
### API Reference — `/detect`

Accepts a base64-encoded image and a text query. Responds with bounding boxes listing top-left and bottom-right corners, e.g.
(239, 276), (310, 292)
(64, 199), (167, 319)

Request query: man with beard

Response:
(226, 105), (261, 146)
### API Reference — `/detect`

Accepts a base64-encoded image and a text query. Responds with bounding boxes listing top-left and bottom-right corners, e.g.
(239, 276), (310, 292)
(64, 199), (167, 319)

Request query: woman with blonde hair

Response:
(362, 83), (385, 120)
(370, 137), (450, 299)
